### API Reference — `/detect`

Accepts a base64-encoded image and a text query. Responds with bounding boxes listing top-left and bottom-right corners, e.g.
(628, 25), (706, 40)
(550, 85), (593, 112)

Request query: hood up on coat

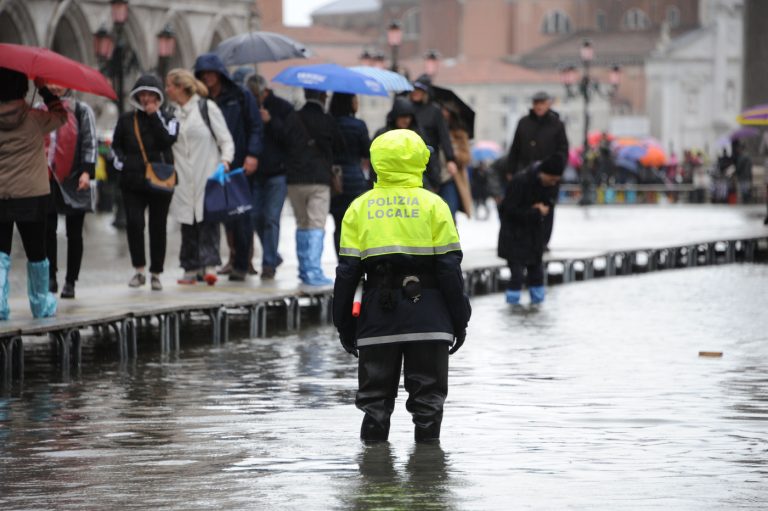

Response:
(194, 53), (236, 88)
(129, 74), (165, 112)
(370, 129), (430, 189)
(0, 99), (29, 131)
(385, 97), (419, 129)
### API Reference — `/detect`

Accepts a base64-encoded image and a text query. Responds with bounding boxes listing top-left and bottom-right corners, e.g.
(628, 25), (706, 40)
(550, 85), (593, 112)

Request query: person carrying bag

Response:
(111, 74), (178, 291)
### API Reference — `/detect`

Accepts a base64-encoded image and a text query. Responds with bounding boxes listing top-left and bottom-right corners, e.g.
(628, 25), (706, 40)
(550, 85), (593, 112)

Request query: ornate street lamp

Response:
(424, 49), (440, 77)
(559, 39), (622, 205)
(93, 0), (134, 114)
(387, 20), (403, 73)
(156, 23), (176, 80)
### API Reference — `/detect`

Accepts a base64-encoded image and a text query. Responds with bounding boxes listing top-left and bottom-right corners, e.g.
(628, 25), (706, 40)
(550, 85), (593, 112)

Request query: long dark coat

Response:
(497, 165), (557, 264)
(507, 109), (568, 176)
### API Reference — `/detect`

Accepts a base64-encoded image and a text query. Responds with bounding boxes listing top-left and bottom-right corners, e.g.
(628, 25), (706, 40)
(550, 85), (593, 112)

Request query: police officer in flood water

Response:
(333, 129), (472, 443)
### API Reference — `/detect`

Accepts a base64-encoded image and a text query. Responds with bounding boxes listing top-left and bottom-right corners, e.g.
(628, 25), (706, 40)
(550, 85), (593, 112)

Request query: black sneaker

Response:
(49, 278), (58, 293)
(61, 281), (75, 299)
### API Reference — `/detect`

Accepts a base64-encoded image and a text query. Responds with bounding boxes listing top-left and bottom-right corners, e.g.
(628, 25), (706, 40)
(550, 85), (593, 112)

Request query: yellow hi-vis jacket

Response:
(333, 130), (471, 348)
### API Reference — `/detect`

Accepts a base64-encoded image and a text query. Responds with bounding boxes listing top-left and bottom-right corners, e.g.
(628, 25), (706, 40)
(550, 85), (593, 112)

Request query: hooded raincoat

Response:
(333, 129), (471, 348)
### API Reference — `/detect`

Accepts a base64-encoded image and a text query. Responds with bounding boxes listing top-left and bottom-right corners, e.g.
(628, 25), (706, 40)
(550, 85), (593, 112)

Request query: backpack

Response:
(49, 101), (79, 181)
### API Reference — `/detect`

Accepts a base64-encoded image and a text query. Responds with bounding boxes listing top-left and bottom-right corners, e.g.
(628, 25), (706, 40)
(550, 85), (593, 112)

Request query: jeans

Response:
(439, 180), (460, 218)
(251, 174), (287, 269)
(226, 214), (253, 274)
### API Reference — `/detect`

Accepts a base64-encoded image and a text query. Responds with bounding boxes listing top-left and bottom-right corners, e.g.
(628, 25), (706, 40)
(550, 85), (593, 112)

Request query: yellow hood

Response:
(370, 129), (430, 188)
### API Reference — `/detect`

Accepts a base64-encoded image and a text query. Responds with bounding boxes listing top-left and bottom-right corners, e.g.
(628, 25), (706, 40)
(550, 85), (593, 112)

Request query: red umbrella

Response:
(0, 43), (117, 100)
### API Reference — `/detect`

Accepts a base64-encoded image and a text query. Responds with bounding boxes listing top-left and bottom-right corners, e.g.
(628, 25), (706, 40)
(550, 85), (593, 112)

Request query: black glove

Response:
(449, 329), (466, 355)
(339, 332), (358, 358)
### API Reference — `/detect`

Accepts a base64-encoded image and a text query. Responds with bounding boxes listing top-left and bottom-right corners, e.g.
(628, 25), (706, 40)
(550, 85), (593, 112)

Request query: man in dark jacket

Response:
(498, 154), (563, 306)
(409, 76), (457, 191)
(194, 53), (264, 281)
(246, 74), (293, 279)
(507, 92), (568, 249)
(284, 88), (345, 287)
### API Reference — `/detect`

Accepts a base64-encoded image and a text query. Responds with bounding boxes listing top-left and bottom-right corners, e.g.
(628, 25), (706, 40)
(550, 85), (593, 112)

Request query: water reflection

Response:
(352, 442), (454, 511)
(1, 265), (767, 509)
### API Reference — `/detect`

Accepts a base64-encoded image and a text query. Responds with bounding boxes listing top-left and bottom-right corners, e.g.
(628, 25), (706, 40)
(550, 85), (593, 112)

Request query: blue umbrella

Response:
(272, 63), (388, 97)
(349, 66), (413, 92)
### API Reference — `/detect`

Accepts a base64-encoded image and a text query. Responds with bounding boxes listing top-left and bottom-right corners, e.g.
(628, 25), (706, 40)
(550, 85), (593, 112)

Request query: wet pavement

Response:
(1, 264), (766, 509)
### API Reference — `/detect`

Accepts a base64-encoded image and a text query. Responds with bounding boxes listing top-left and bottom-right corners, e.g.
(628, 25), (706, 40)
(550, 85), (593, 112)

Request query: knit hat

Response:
(538, 154), (565, 176)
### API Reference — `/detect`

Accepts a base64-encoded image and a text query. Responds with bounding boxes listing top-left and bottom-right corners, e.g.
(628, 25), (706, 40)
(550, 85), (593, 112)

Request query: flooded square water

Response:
(1, 264), (767, 509)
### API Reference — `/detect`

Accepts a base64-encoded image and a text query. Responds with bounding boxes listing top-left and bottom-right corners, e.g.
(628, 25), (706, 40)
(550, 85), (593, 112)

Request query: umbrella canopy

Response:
(272, 63), (388, 97)
(215, 32), (310, 65)
(471, 146), (500, 162)
(0, 43), (116, 100)
(639, 145), (666, 167)
(349, 66), (412, 92)
(729, 126), (760, 140)
(430, 85), (475, 139)
(737, 104), (768, 126)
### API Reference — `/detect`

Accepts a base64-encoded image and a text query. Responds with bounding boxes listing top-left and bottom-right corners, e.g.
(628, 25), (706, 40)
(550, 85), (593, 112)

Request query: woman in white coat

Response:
(165, 68), (235, 285)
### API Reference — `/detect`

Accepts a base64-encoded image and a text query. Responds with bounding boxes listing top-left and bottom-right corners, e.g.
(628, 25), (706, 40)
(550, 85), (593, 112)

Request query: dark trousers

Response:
(225, 214), (253, 273)
(122, 188), (172, 274)
(0, 220), (47, 262)
(179, 221), (221, 272)
(508, 260), (545, 291)
(356, 342), (449, 442)
(330, 193), (355, 257)
(46, 212), (85, 284)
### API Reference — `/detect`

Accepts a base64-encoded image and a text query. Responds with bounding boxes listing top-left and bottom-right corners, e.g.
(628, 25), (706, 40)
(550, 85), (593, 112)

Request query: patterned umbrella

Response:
(737, 104), (768, 126)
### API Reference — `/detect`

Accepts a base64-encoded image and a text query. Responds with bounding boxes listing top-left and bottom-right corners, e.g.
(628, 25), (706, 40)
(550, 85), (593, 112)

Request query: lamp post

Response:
(424, 49), (440, 77)
(560, 39), (622, 205)
(387, 21), (403, 73)
(156, 23), (176, 82)
(93, 0), (131, 114)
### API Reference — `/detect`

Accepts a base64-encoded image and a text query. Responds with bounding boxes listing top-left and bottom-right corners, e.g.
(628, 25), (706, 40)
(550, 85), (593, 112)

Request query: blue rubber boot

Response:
(0, 252), (10, 320)
(505, 289), (521, 305)
(27, 259), (57, 318)
(304, 229), (333, 286)
(295, 229), (311, 283)
(529, 286), (546, 305)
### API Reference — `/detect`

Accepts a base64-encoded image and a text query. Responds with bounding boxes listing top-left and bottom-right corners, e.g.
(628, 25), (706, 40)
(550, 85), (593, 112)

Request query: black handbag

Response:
(134, 114), (176, 194)
(53, 173), (96, 212)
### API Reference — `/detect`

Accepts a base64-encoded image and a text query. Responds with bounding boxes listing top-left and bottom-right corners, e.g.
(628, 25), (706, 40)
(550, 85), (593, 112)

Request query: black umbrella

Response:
(431, 85), (475, 139)
(215, 31), (310, 65)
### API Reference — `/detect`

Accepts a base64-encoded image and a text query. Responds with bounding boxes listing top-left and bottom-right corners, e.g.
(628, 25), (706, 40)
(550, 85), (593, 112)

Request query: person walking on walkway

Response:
(0, 68), (67, 319)
(165, 69), (234, 285)
(409, 75), (457, 192)
(43, 84), (97, 299)
(285, 88), (345, 287)
(506, 92), (568, 249)
(112, 74), (179, 291)
(329, 92), (371, 256)
(498, 154), (564, 306)
(333, 129), (471, 443)
(245, 74), (293, 280)
(194, 53), (263, 281)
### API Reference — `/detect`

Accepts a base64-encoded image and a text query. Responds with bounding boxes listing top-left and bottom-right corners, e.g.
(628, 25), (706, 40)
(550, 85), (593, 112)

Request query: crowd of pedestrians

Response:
(0, 55), (475, 320)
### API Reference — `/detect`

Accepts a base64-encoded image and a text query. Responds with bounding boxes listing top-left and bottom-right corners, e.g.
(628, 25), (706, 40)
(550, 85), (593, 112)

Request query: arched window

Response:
(541, 10), (572, 35)
(623, 8), (651, 31)
(402, 7), (420, 40)
(595, 10), (607, 31)
(666, 6), (681, 28)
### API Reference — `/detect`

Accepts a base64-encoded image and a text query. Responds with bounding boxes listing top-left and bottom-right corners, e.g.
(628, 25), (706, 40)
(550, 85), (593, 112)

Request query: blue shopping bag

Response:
(204, 165), (253, 222)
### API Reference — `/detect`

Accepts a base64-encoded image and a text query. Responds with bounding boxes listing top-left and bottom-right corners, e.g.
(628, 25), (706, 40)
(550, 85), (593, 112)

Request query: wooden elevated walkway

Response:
(2, 233), (767, 389)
